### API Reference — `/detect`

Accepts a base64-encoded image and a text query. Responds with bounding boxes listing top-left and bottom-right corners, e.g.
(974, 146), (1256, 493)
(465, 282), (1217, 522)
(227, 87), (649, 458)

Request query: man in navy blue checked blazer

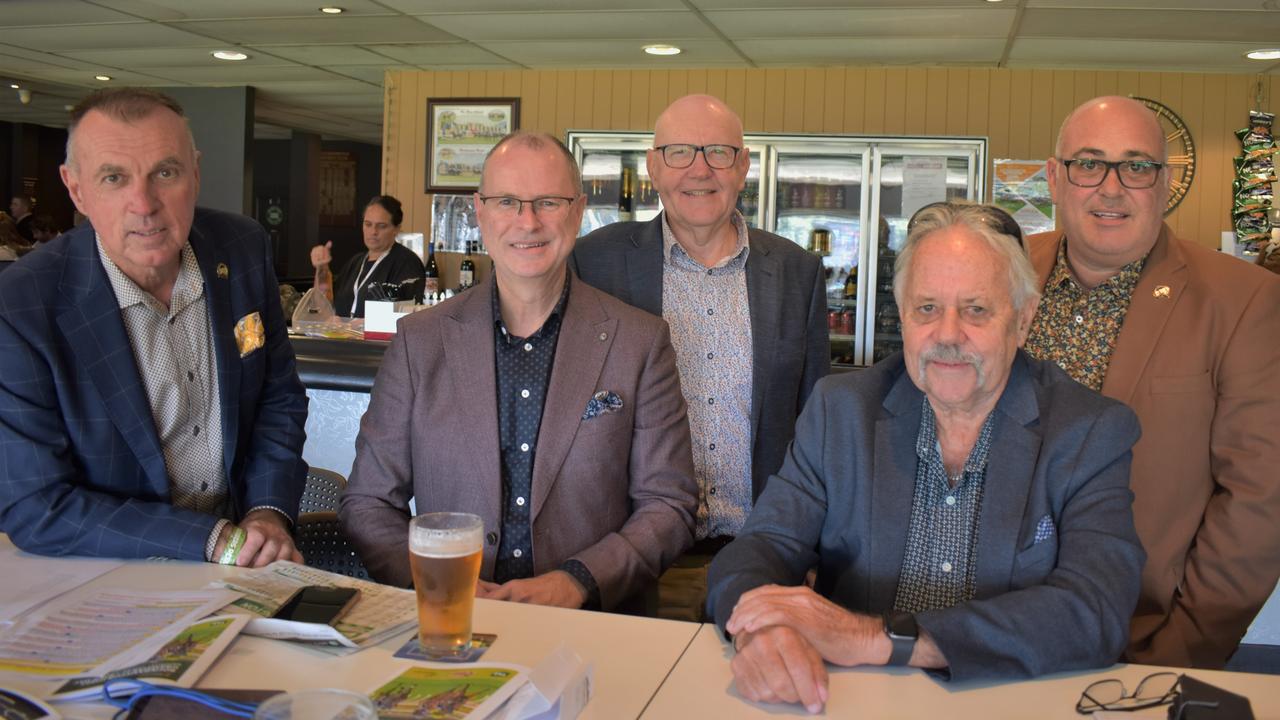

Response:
(0, 88), (307, 566)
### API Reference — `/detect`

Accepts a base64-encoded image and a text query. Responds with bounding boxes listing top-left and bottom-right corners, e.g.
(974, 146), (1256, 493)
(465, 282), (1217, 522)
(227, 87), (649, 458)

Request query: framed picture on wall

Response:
(425, 98), (520, 193)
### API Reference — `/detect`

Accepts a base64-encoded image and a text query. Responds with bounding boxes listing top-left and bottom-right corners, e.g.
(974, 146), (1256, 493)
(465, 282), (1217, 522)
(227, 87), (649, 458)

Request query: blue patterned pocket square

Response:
(582, 390), (623, 420)
(1033, 514), (1056, 544)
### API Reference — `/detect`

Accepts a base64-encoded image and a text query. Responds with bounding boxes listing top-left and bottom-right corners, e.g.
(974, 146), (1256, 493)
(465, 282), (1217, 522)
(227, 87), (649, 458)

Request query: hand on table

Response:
(727, 584), (882, 667)
(310, 241), (333, 268)
(730, 625), (829, 714)
(214, 509), (304, 568)
(474, 571), (587, 609)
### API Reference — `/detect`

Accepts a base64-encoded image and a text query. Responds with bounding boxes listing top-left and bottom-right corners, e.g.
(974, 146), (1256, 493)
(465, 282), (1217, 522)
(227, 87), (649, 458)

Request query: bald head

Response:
(654, 94), (744, 147)
(1056, 96), (1167, 163)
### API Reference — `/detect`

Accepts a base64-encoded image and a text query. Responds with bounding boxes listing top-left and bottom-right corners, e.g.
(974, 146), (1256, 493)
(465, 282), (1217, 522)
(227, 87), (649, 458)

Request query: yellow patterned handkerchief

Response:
(235, 311), (265, 357)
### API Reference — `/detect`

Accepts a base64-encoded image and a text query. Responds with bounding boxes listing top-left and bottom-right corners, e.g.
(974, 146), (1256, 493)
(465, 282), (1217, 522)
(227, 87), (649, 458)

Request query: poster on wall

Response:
(425, 98), (520, 194)
(993, 160), (1056, 236)
(900, 157), (947, 219)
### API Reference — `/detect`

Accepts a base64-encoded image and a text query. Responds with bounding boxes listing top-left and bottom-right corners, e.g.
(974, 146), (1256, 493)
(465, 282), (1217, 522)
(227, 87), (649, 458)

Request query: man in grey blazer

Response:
(341, 132), (697, 611)
(709, 203), (1143, 712)
(571, 95), (828, 620)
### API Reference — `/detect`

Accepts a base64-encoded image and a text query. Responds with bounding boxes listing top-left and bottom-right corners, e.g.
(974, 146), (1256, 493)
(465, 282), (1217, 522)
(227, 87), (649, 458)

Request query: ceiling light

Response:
(8, 83), (18, 89)
(1246, 49), (1280, 61)
(212, 50), (249, 61)
(319, 6), (345, 13)
(643, 44), (682, 56)
(95, 75), (112, 81)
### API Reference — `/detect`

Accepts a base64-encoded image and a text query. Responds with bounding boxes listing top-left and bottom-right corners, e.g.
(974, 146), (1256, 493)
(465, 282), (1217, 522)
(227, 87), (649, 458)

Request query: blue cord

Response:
(102, 678), (259, 719)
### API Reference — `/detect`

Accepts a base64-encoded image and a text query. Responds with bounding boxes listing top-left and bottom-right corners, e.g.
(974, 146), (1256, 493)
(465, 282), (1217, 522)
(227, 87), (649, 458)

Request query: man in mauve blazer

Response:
(341, 133), (697, 611)
(1026, 96), (1280, 668)
(0, 208), (309, 560)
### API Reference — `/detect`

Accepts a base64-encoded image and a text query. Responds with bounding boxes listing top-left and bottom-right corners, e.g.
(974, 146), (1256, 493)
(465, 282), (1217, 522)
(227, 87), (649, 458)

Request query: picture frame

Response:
(425, 97), (520, 193)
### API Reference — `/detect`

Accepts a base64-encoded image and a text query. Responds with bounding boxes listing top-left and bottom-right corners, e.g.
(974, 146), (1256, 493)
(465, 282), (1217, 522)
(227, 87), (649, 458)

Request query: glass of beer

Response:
(408, 512), (484, 659)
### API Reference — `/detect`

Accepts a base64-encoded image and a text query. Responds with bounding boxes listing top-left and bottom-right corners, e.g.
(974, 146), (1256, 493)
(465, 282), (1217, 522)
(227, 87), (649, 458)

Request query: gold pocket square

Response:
(234, 312), (265, 357)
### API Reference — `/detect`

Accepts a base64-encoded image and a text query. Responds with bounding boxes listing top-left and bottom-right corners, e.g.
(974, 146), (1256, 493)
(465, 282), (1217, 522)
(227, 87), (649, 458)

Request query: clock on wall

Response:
(1131, 96), (1196, 216)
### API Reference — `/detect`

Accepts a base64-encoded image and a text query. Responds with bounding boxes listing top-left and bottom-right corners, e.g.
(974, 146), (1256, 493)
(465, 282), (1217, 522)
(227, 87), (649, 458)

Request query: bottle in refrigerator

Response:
(843, 265), (858, 301)
(423, 241), (440, 296)
(619, 167), (635, 222)
(459, 242), (475, 290)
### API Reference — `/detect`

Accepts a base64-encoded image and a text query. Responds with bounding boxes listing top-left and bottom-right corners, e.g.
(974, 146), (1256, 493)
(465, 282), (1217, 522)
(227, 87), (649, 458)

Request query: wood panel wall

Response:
(384, 67), (1280, 249)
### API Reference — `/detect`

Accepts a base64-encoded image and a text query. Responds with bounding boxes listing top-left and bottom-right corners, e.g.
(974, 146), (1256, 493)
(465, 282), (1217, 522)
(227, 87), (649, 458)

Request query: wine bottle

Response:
(619, 167), (635, 222)
(423, 241), (440, 296)
(459, 242), (475, 289)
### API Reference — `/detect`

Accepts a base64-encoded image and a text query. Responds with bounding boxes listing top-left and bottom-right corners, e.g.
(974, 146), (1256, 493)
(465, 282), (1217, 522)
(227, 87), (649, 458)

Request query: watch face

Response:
(886, 610), (918, 639)
(1131, 96), (1196, 216)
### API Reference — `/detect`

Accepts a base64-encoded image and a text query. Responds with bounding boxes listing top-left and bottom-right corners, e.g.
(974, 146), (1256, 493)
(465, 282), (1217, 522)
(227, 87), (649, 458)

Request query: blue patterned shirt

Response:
(892, 398), (995, 613)
(660, 211), (753, 539)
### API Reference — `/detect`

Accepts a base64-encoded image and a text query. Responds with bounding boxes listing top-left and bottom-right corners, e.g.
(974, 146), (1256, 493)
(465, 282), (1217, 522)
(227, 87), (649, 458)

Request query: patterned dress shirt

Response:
(892, 398), (995, 614)
(660, 211), (753, 540)
(490, 276), (598, 604)
(1024, 240), (1146, 391)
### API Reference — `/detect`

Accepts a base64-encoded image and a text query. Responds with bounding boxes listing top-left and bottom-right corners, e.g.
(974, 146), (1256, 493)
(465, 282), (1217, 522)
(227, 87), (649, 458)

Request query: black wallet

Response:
(1168, 675), (1255, 720)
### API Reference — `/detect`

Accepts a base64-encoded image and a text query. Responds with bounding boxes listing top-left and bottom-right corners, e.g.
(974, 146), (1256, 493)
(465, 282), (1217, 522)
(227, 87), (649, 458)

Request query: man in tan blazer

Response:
(1025, 95), (1280, 668)
(341, 132), (697, 611)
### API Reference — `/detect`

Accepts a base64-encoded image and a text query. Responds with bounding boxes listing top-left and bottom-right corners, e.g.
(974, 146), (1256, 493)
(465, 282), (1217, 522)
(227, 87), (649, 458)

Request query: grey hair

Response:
(893, 202), (1041, 313)
(64, 87), (196, 168)
(480, 131), (582, 194)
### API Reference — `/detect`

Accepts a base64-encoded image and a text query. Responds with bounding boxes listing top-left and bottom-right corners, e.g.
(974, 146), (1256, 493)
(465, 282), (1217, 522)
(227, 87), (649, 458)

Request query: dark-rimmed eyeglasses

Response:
(906, 201), (1025, 249)
(1076, 672), (1178, 714)
(477, 195), (578, 217)
(1059, 157), (1165, 189)
(653, 144), (742, 170)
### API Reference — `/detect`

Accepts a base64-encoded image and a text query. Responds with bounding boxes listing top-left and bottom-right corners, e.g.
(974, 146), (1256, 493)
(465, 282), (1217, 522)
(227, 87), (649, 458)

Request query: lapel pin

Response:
(1153, 285), (1170, 299)
(216, 263), (229, 279)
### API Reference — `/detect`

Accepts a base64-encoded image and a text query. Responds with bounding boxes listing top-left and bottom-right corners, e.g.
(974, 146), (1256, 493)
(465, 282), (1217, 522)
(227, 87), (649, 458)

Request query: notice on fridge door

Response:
(900, 157), (948, 219)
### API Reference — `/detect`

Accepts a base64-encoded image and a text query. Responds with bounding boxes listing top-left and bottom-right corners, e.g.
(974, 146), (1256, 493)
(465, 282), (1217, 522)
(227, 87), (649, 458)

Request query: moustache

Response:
(918, 344), (987, 386)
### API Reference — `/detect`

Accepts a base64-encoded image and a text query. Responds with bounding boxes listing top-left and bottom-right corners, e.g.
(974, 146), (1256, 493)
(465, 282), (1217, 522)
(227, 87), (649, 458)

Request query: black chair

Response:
(293, 511), (370, 580)
(299, 468), (347, 514)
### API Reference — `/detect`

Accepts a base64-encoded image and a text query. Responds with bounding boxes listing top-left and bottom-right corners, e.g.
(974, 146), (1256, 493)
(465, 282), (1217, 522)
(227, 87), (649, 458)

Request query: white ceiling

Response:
(0, 0), (1277, 145)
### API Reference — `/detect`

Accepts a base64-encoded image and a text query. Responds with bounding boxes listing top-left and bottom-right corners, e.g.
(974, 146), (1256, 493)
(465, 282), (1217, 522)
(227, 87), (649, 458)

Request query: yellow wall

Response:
(384, 67), (1279, 250)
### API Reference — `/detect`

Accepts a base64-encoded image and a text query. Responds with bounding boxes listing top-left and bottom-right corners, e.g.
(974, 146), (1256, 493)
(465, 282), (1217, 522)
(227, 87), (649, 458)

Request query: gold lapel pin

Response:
(1153, 285), (1170, 299)
(216, 263), (229, 279)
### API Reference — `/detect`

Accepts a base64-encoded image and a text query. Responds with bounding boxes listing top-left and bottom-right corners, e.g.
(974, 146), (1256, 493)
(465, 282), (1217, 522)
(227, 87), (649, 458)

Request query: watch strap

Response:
(884, 612), (917, 666)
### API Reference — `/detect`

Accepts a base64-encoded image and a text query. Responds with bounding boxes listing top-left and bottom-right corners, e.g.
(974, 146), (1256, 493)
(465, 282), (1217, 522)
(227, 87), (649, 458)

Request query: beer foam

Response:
(410, 526), (483, 558)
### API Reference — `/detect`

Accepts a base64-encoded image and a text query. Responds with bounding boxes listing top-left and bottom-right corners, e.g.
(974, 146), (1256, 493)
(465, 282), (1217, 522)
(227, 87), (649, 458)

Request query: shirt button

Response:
(706, 269), (713, 275)
(520, 442), (530, 452)
(941, 561), (953, 573)
(187, 371), (195, 382)
(201, 482), (208, 491)
(945, 495), (957, 506)
(520, 389), (530, 399)
(709, 442), (716, 451)
(513, 548), (523, 558)
(486, 532), (498, 546)
(706, 352), (714, 360)
(709, 486), (717, 495)
(707, 308), (714, 316)
(516, 496), (526, 506)
(708, 397), (714, 405)
(192, 425), (200, 436)
(1074, 314), (1084, 324)
(523, 342), (533, 351)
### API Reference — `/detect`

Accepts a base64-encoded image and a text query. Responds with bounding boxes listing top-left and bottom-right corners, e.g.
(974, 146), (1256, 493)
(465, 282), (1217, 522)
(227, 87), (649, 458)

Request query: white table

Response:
(21, 556), (699, 720)
(642, 624), (1280, 719)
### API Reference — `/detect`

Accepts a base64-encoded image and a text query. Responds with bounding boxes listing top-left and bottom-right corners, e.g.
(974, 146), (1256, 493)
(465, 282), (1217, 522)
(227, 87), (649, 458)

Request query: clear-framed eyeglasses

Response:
(477, 195), (578, 217)
(653, 144), (742, 170)
(1058, 157), (1165, 189)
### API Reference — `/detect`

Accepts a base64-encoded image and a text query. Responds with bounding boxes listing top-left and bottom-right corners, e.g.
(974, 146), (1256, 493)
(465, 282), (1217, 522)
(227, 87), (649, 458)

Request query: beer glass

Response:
(408, 512), (484, 658)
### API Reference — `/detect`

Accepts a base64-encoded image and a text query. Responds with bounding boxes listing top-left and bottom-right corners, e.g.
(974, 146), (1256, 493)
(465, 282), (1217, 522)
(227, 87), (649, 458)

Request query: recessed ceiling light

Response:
(319, 6), (345, 13)
(8, 83), (18, 89)
(1246, 48), (1280, 61)
(643, 44), (682, 56)
(212, 50), (249, 61)
(95, 75), (112, 81)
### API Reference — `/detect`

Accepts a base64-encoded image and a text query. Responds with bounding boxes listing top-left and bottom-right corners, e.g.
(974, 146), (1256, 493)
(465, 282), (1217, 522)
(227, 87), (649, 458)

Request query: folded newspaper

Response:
(48, 614), (249, 702)
(213, 561), (416, 655)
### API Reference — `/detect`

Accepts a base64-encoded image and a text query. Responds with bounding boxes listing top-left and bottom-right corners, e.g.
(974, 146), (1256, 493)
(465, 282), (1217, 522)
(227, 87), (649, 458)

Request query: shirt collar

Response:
(1047, 237), (1148, 296)
(95, 233), (202, 315)
(491, 271), (572, 342)
(915, 398), (996, 477)
(660, 210), (750, 269)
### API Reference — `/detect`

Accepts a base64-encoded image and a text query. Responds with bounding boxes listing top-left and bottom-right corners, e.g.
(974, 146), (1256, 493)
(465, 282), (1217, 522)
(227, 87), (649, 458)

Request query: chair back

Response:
(293, 511), (370, 580)
(300, 468), (347, 514)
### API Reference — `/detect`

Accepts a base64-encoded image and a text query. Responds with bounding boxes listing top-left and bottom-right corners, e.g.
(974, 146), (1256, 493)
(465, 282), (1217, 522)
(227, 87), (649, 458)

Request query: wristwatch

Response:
(883, 611), (918, 666)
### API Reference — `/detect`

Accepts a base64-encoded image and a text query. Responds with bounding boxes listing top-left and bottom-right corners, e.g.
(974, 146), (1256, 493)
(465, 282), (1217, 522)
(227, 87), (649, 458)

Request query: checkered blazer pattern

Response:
(0, 208), (308, 560)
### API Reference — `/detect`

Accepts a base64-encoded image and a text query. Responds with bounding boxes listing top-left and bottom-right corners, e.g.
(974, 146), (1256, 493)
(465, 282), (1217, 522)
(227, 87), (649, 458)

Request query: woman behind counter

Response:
(310, 195), (425, 318)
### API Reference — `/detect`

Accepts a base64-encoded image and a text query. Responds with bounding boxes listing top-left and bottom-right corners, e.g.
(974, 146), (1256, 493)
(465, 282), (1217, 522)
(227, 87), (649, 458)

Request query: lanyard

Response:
(350, 251), (388, 315)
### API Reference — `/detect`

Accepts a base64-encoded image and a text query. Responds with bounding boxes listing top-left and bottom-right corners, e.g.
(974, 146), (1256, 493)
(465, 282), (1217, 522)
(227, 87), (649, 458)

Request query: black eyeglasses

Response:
(477, 195), (578, 217)
(1058, 157), (1165, 189)
(906, 201), (1025, 248)
(653, 144), (742, 170)
(1076, 672), (1178, 714)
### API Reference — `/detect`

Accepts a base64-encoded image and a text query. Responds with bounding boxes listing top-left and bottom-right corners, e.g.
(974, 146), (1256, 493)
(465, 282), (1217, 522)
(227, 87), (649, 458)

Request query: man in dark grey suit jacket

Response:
(341, 132), (697, 611)
(571, 95), (827, 620)
(709, 203), (1143, 712)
